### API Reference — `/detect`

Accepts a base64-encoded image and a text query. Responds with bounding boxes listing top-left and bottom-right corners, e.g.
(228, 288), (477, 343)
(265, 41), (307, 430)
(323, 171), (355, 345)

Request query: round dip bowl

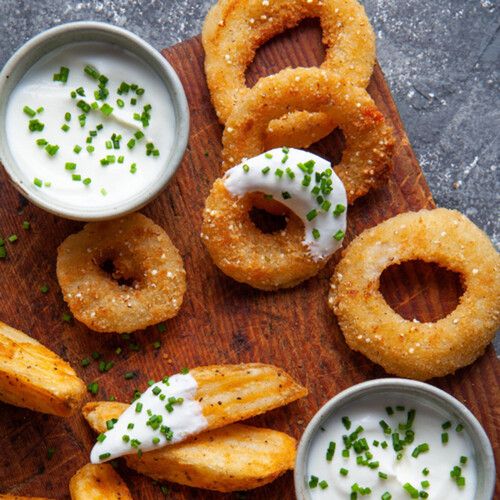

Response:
(0, 22), (189, 221)
(295, 379), (495, 500)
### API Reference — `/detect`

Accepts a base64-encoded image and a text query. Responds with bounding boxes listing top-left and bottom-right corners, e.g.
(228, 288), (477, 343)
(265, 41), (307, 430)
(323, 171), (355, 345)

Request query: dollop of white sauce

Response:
(90, 373), (208, 463)
(306, 396), (477, 500)
(6, 42), (175, 208)
(224, 148), (347, 262)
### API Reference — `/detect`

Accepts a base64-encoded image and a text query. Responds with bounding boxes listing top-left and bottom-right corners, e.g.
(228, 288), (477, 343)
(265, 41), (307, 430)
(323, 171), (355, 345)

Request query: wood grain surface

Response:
(0, 20), (498, 499)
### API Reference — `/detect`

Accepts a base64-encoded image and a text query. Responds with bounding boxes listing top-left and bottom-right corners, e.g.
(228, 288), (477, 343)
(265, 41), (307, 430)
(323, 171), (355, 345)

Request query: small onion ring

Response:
(57, 213), (187, 333)
(221, 67), (394, 204)
(202, 0), (375, 126)
(202, 181), (327, 290)
(329, 208), (500, 381)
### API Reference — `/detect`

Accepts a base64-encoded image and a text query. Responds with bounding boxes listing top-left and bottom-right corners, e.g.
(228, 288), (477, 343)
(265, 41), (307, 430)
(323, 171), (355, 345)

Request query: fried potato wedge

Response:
(0, 321), (86, 417)
(191, 363), (307, 427)
(69, 463), (132, 499)
(84, 363), (306, 433)
(83, 402), (296, 492)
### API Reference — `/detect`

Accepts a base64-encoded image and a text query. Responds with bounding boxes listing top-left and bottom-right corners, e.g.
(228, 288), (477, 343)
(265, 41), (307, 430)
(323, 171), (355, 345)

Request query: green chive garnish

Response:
(99, 453), (111, 460)
(101, 103), (114, 116)
(306, 209), (318, 221)
(23, 105), (36, 117)
(334, 230), (345, 241)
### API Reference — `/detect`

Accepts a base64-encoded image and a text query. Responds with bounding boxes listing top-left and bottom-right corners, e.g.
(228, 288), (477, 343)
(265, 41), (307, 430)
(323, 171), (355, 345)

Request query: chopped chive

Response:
(77, 100), (91, 113)
(153, 341), (161, 349)
(86, 146), (94, 153)
(318, 480), (328, 489)
(81, 358), (91, 367)
(264, 152), (273, 159)
(136, 88), (145, 95)
(312, 228), (320, 239)
(381, 493), (392, 500)
(23, 105), (36, 117)
(84, 65), (100, 79)
(62, 313), (71, 322)
(29, 119), (45, 132)
(135, 402), (143, 413)
(99, 453), (111, 460)
(61, 124), (70, 132)
(74, 145), (82, 154)
(333, 204), (346, 216)
(125, 372), (135, 380)
(309, 475), (319, 489)
(302, 175), (311, 187)
(261, 166), (270, 174)
(36, 138), (48, 146)
(306, 209), (318, 221)
(72, 174), (81, 181)
(403, 483), (419, 499)
(101, 103), (114, 116)
(105, 141), (112, 149)
(334, 230), (345, 241)
(282, 191), (291, 200)
(456, 424), (464, 432)
(181, 367), (189, 375)
(41, 285), (48, 293)
(379, 472), (388, 479)
(118, 155), (124, 164)
(275, 168), (284, 177)
(326, 441), (336, 461)
(127, 139), (136, 149)
(47, 448), (55, 460)
(65, 162), (76, 170)
(281, 154), (289, 163)
(263, 194), (273, 200)
(340, 468), (348, 476)
(92, 352), (101, 360)
(117, 99), (125, 108)
(130, 163), (137, 174)
(441, 432), (449, 444)
(22, 221), (30, 230)
(456, 477), (466, 487)
(286, 167), (295, 179)
(421, 480), (430, 488)
(97, 433), (106, 443)
(134, 130), (145, 140)
(322, 200), (332, 211)
(45, 144), (59, 156)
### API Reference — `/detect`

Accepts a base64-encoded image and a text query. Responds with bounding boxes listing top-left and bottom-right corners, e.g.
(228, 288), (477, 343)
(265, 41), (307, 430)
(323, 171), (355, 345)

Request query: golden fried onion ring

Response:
(202, 184), (328, 290)
(329, 208), (500, 381)
(221, 67), (394, 204)
(57, 213), (187, 333)
(202, 0), (375, 125)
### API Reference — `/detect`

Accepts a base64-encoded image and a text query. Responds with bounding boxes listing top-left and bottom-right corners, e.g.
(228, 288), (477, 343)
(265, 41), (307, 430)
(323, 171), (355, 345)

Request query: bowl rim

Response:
(294, 378), (495, 500)
(0, 21), (189, 221)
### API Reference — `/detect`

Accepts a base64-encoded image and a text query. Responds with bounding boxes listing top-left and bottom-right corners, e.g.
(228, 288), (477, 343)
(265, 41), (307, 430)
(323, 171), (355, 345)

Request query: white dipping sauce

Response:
(306, 396), (477, 499)
(6, 42), (175, 208)
(224, 148), (347, 261)
(90, 373), (208, 463)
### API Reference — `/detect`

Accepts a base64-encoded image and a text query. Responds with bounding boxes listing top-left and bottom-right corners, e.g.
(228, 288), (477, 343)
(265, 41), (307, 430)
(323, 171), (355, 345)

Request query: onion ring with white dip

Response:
(202, 148), (347, 290)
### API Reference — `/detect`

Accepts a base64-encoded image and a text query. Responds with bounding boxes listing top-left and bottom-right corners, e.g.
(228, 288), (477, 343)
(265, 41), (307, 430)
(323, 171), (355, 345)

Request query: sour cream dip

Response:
(224, 148), (347, 261)
(305, 395), (477, 500)
(90, 372), (208, 463)
(4, 39), (177, 212)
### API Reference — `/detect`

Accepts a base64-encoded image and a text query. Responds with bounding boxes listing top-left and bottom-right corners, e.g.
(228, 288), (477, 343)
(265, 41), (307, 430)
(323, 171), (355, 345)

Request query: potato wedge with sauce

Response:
(69, 463), (132, 499)
(82, 363), (306, 491)
(0, 321), (86, 416)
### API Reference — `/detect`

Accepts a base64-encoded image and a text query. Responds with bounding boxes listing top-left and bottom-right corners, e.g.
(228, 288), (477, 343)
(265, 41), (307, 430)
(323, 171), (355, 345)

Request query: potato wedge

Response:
(69, 463), (132, 499)
(83, 401), (296, 492)
(190, 363), (307, 428)
(0, 321), (86, 417)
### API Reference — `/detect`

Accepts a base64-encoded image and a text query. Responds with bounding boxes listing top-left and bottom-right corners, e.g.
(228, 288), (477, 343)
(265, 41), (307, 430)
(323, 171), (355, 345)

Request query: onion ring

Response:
(328, 208), (500, 381)
(202, 0), (375, 129)
(202, 148), (347, 290)
(221, 67), (394, 204)
(57, 213), (187, 333)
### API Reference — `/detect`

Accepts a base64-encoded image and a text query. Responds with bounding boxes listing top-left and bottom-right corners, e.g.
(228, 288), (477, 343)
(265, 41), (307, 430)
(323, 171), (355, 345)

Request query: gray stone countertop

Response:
(0, 0), (499, 351)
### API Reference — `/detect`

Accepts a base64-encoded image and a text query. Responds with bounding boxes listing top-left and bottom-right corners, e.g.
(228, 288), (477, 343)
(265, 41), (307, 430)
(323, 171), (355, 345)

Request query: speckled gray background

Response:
(1, 0), (499, 350)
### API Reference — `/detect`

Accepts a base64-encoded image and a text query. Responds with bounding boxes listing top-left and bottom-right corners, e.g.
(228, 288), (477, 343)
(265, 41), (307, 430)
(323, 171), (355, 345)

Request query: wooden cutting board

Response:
(0, 20), (498, 499)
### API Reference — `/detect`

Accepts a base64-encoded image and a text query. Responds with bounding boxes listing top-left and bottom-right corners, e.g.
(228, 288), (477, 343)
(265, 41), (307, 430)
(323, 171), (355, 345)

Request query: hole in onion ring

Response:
(379, 260), (465, 323)
(245, 18), (325, 87)
(99, 258), (137, 288)
(249, 206), (288, 234)
(308, 127), (346, 167)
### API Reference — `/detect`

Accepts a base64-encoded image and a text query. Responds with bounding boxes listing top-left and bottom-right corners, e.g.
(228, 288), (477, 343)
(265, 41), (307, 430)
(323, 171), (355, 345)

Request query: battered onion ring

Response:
(329, 208), (500, 381)
(202, 181), (327, 290)
(202, 0), (375, 126)
(57, 213), (187, 333)
(221, 67), (394, 203)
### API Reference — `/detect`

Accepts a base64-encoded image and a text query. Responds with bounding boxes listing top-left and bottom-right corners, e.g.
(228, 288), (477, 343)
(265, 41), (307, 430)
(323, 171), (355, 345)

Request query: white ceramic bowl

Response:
(0, 22), (189, 220)
(295, 379), (495, 500)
